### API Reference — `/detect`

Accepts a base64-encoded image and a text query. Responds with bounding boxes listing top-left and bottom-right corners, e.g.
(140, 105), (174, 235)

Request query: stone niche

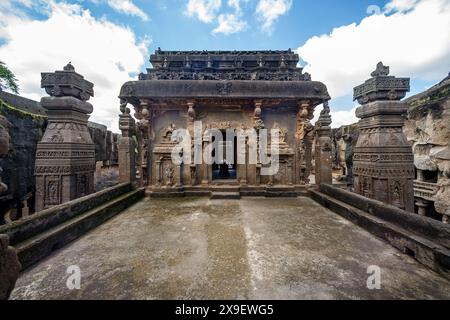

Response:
(35, 63), (95, 212)
(353, 62), (415, 212)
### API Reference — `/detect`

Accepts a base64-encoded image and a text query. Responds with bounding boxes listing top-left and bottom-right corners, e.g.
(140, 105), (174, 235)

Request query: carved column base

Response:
(415, 199), (428, 217)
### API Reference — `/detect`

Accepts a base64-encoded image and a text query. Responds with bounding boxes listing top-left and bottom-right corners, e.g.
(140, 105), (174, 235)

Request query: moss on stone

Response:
(0, 98), (47, 123)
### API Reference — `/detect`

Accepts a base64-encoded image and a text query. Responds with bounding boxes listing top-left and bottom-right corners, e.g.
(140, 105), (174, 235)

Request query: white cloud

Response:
(185, 0), (222, 23)
(255, 0), (292, 33)
(0, 1), (149, 133)
(227, 0), (242, 13)
(185, 0), (250, 35)
(385, 0), (419, 13)
(212, 13), (247, 34)
(106, 0), (149, 21)
(297, 0), (450, 125)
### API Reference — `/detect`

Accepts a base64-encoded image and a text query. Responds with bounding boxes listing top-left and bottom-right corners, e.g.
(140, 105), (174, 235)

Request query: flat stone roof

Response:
(11, 197), (450, 299)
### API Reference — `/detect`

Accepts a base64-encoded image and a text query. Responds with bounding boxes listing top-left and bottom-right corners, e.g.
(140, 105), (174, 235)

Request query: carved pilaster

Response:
(118, 100), (137, 185)
(295, 102), (314, 185)
(187, 101), (196, 185)
(314, 101), (333, 186)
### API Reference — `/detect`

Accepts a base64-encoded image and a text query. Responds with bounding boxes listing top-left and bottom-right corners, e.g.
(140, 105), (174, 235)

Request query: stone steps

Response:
(15, 188), (144, 270)
(210, 186), (241, 192)
(210, 192), (241, 200)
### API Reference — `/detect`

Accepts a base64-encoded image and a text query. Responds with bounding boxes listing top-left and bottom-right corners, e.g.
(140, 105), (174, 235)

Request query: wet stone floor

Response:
(11, 197), (450, 300)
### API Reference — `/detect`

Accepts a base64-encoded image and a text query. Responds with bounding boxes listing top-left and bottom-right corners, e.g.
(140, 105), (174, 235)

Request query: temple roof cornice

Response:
(119, 80), (330, 107)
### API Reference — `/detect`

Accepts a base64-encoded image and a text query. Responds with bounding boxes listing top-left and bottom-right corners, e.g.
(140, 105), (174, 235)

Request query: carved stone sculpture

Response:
(35, 64), (95, 212)
(353, 62), (415, 212)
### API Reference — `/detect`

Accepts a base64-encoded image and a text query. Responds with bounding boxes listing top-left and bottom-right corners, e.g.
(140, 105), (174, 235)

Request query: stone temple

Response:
(0, 51), (449, 301)
(118, 50), (330, 196)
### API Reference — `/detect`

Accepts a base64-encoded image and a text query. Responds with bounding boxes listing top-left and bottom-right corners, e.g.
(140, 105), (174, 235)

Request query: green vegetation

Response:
(0, 61), (19, 94)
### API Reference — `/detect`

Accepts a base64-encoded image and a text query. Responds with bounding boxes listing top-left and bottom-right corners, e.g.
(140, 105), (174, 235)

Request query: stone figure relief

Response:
(272, 123), (287, 143)
(391, 181), (403, 208)
(163, 123), (177, 140)
(164, 165), (175, 186)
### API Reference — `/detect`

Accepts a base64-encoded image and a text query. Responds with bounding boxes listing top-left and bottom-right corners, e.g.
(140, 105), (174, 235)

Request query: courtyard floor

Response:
(11, 197), (450, 300)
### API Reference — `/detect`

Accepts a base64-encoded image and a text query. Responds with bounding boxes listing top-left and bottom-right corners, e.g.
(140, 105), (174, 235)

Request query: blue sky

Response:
(9, 0), (391, 52)
(0, 0), (449, 130)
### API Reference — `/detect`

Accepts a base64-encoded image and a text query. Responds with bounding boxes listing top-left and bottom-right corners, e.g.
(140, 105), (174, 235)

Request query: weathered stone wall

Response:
(404, 74), (450, 223)
(311, 183), (450, 278)
(0, 90), (46, 116)
(0, 98), (46, 218)
(88, 121), (119, 164)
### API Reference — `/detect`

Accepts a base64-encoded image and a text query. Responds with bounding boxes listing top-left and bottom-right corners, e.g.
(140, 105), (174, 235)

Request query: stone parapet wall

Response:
(0, 98), (46, 220)
(311, 183), (450, 278)
(0, 183), (133, 246)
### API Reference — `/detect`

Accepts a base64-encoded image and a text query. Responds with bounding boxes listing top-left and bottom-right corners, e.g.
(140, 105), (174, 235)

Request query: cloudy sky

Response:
(0, 0), (449, 131)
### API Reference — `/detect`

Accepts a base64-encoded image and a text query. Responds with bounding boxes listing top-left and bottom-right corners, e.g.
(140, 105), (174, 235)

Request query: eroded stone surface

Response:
(11, 197), (450, 300)
(353, 63), (415, 212)
(0, 234), (21, 300)
(405, 75), (450, 222)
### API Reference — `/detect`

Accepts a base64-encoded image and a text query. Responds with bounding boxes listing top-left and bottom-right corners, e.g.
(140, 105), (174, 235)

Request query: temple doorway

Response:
(212, 131), (237, 180)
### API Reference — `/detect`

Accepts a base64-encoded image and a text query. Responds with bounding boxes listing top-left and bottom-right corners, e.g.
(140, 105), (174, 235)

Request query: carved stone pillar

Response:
(353, 62), (415, 212)
(296, 102), (314, 185)
(187, 101), (196, 185)
(237, 133), (248, 185)
(314, 101), (333, 186)
(118, 99), (136, 185)
(201, 136), (209, 186)
(155, 157), (162, 186)
(415, 199), (428, 216)
(175, 164), (182, 187)
(35, 63), (95, 212)
(416, 169), (424, 182)
(251, 100), (264, 186)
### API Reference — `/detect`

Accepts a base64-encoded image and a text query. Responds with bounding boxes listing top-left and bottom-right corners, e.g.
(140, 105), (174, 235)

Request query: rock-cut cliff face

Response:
(404, 75), (450, 219)
(0, 98), (46, 216)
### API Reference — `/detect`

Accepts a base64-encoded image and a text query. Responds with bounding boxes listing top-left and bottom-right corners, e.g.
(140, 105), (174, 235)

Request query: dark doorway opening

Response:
(212, 130), (237, 180)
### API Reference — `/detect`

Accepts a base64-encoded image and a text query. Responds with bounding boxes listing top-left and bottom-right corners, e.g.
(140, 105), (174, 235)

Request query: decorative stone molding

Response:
(41, 62), (94, 101)
(353, 62), (410, 105)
